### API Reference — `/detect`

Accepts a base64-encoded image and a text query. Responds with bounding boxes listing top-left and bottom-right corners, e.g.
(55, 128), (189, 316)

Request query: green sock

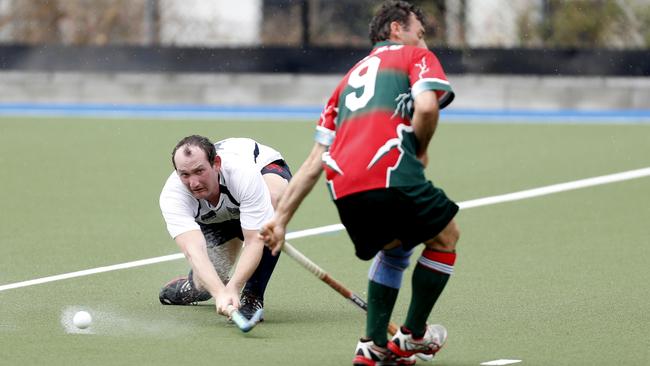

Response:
(404, 264), (450, 338)
(366, 280), (399, 347)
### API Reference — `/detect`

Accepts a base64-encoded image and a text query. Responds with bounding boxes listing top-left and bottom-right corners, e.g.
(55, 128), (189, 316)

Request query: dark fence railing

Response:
(0, 45), (648, 76)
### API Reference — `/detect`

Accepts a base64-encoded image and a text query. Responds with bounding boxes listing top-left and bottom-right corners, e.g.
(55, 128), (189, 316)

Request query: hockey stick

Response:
(226, 304), (264, 333)
(282, 241), (433, 361)
(282, 241), (398, 333)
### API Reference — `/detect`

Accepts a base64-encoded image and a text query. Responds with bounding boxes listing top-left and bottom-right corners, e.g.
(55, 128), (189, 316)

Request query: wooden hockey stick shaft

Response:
(282, 241), (398, 335)
(282, 242), (433, 362)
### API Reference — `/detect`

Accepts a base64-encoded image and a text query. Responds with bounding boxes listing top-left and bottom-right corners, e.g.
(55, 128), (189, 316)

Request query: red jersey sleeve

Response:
(408, 48), (455, 109)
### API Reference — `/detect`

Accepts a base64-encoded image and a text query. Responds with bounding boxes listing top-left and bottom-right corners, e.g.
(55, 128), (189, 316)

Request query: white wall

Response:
(159, 0), (261, 47)
(464, 0), (540, 47)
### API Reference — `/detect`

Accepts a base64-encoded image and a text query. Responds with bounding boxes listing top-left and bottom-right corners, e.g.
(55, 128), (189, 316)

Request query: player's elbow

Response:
(414, 91), (440, 117)
(416, 106), (439, 120)
(178, 241), (195, 260)
(174, 231), (205, 260)
(243, 230), (266, 250)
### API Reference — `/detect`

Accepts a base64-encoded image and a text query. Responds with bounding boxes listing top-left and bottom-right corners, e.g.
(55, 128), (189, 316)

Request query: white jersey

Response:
(159, 138), (283, 239)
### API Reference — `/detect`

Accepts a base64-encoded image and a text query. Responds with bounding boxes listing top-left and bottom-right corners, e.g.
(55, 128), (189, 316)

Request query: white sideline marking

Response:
(0, 254), (183, 292)
(480, 360), (522, 366)
(1, 167), (649, 293)
(459, 167), (650, 210)
(286, 223), (345, 240)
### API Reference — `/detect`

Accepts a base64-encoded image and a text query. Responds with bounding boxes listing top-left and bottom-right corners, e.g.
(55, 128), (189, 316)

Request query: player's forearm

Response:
(412, 113), (437, 157)
(274, 171), (320, 226)
(176, 231), (226, 297)
(185, 244), (226, 296)
(228, 235), (264, 291)
(411, 91), (440, 157)
(274, 143), (325, 226)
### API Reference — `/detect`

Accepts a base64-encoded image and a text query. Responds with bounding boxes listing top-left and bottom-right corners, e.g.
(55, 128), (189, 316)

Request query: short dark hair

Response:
(171, 135), (216, 170)
(369, 0), (426, 44)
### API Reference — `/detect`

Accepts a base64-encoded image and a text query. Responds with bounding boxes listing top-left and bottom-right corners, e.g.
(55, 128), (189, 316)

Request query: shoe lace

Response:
(179, 279), (211, 305)
(179, 280), (198, 305)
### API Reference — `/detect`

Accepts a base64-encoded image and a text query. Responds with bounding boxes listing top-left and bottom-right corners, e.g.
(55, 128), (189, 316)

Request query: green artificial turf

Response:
(1, 116), (648, 365)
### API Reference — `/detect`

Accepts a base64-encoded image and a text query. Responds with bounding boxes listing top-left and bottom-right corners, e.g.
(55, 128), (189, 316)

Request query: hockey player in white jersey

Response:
(159, 136), (291, 320)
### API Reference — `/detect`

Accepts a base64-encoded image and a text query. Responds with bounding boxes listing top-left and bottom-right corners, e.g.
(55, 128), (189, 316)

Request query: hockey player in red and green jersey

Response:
(261, 1), (461, 365)
(316, 32), (454, 200)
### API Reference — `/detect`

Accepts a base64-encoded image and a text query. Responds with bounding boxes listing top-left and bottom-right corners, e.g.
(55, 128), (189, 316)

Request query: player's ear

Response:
(213, 155), (222, 170)
(390, 20), (401, 38)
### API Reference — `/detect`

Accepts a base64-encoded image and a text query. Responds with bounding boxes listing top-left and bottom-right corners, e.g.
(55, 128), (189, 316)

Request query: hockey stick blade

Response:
(227, 305), (263, 333)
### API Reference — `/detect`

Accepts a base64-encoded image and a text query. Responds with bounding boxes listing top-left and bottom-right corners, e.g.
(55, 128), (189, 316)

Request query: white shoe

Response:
(388, 324), (447, 358)
(352, 339), (396, 366)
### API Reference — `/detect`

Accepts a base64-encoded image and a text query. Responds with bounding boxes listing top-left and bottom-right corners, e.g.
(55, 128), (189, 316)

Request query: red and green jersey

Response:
(315, 41), (455, 200)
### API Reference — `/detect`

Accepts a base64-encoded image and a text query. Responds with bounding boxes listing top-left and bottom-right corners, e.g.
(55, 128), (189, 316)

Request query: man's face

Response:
(174, 145), (221, 202)
(395, 13), (425, 47)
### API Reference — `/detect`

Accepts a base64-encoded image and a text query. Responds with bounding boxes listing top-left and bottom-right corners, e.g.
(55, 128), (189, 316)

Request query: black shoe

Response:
(159, 270), (212, 305)
(239, 290), (264, 321)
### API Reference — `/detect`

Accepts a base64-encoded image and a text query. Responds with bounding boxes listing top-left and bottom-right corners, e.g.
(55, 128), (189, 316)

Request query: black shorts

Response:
(334, 182), (459, 261)
(199, 219), (243, 248)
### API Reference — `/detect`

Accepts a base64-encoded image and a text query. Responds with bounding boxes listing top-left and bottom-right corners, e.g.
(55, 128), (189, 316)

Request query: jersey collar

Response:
(373, 40), (400, 49)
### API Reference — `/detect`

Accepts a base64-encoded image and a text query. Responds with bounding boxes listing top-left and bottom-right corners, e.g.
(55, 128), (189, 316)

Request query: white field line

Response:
(0, 254), (183, 292)
(480, 360), (522, 366)
(1, 166), (649, 293)
(458, 167), (650, 210)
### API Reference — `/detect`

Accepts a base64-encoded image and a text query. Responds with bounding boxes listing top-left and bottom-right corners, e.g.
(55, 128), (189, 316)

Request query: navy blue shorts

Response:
(261, 159), (292, 181)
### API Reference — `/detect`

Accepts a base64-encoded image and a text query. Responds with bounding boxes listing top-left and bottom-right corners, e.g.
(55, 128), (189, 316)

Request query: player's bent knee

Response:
(368, 246), (414, 289)
(444, 219), (460, 244)
(425, 219), (460, 251)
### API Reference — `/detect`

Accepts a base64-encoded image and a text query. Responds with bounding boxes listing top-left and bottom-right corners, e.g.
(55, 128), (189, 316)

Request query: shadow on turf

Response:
(163, 302), (361, 328)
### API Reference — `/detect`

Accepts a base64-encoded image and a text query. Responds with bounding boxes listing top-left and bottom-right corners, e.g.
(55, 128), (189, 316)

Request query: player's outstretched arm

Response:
(174, 230), (231, 313)
(226, 229), (264, 293)
(260, 142), (326, 255)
